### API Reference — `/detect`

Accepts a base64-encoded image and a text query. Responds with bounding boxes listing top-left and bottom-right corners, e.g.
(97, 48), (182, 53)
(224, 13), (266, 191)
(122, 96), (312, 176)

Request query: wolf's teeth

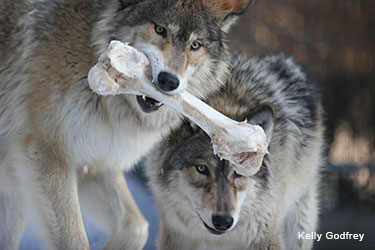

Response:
(142, 95), (146, 101)
(155, 102), (163, 106)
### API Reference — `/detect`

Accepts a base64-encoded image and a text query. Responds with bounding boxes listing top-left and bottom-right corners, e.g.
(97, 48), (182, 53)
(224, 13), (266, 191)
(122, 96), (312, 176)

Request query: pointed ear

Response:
(246, 103), (275, 144)
(167, 118), (200, 148)
(209, 0), (255, 32)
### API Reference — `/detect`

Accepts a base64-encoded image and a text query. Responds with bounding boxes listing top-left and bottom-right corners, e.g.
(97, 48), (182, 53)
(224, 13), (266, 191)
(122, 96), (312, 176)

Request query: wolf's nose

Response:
(157, 72), (180, 92)
(212, 214), (234, 231)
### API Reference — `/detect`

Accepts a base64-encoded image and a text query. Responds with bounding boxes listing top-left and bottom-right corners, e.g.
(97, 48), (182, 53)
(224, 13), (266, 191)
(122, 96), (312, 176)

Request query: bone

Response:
(88, 40), (269, 176)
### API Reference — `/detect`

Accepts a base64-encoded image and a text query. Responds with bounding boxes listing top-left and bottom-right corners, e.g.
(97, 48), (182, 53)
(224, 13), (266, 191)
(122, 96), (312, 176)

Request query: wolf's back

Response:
(209, 54), (323, 165)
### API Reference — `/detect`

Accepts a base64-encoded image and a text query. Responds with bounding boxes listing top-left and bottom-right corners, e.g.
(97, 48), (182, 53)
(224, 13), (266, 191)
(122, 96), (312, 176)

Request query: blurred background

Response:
(20, 1), (374, 250)
(228, 0), (375, 249)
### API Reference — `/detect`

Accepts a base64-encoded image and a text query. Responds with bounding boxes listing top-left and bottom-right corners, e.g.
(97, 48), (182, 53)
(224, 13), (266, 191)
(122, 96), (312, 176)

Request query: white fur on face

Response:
(231, 190), (247, 230)
(174, 65), (195, 96)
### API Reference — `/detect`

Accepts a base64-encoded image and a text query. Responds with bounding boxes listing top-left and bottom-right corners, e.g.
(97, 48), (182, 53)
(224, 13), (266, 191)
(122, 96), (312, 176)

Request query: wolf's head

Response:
(93, 0), (252, 115)
(147, 103), (275, 237)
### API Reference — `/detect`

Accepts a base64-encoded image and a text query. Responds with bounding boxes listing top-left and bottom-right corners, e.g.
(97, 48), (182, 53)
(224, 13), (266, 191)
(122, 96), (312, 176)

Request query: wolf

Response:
(147, 54), (324, 250)
(0, 0), (253, 249)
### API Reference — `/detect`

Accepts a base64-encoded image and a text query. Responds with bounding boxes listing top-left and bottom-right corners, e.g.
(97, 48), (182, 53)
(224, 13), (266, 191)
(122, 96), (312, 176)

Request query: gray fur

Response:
(0, 0), (250, 249)
(147, 54), (324, 250)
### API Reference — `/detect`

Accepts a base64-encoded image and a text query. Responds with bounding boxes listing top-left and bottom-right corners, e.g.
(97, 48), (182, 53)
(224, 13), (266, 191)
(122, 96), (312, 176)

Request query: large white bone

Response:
(88, 41), (269, 176)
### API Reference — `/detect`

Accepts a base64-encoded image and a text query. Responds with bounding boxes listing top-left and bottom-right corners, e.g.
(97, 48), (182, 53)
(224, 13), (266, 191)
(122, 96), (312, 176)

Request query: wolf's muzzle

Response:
(157, 71), (180, 92)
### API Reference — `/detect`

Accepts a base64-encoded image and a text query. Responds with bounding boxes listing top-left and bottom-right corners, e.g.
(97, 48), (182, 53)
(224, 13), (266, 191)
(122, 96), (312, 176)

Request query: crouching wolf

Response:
(0, 0), (253, 249)
(147, 54), (324, 250)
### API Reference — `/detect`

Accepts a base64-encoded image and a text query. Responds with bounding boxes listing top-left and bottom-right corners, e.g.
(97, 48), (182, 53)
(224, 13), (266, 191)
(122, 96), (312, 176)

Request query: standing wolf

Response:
(147, 54), (324, 250)
(0, 0), (252, 249)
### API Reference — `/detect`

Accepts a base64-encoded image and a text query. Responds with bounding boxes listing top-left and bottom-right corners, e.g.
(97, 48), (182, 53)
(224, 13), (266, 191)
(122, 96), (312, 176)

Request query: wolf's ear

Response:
(246, 103), (275, 144)
(167, 118), (200, 148)
(211, 0), (255, 32)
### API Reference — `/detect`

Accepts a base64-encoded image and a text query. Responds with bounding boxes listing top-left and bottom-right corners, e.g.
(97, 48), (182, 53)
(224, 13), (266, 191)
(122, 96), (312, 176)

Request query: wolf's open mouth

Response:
(136, 95), (163, 113)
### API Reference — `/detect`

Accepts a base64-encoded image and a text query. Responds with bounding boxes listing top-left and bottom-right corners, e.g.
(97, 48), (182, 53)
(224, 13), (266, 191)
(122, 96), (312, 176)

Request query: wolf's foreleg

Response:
(0, 158), (28, 250)
(250, 232), (285, 250)
(157, 224), (188, 250)
(249, 212), (286, 250)
(79, 170), (148, 250)
(283, 188), (318, 250)
(28, 142), (89, 250)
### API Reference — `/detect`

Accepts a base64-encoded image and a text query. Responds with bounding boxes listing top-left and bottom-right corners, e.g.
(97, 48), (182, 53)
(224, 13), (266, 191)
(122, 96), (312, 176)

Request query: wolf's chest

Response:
(64, 118), (162, 172)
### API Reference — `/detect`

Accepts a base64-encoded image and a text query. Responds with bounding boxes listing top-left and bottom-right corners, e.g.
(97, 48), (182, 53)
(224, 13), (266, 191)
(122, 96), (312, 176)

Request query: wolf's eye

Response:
(191, 41), (202, 51)
(154, 24), (166, 37)
(195, 165), (209, 175)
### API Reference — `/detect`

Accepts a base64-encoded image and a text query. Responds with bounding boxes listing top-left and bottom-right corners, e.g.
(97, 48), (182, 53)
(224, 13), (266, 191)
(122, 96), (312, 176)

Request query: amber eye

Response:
(195, 164), (209, 175)
(155, 24), (166, 37)
(191, 40), (202, 51)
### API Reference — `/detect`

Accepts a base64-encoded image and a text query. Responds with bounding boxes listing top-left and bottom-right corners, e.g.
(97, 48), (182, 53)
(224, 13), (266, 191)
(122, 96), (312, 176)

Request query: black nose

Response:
(212, 214), (234, 231)
(157, 71), (180, 92)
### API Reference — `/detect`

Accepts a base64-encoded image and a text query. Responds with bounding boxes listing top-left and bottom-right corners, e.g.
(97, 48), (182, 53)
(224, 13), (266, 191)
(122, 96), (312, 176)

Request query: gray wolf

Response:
(0, 0), (252, 249)
(147, 54), (324, 250)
